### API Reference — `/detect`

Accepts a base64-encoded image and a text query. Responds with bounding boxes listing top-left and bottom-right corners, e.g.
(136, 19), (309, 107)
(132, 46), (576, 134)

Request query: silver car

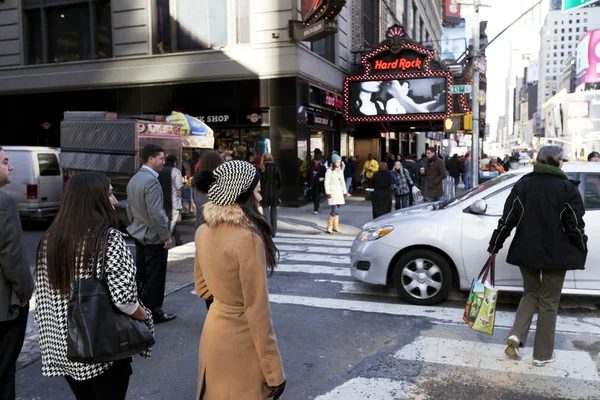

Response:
(351, 162), (600, 305)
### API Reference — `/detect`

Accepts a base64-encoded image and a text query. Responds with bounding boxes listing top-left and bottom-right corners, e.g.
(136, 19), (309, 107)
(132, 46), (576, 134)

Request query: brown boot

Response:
(332, 216), (341, 233)
(326, 216), (334, 234)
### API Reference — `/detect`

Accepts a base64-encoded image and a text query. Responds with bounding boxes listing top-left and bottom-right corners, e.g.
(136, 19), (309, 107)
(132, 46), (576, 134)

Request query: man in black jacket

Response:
(0, 148), (34, 400)
(488, 146), (587, 366)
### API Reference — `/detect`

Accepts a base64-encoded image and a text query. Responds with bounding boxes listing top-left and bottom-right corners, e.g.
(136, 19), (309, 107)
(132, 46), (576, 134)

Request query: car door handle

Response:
(41, 197), (48, 201)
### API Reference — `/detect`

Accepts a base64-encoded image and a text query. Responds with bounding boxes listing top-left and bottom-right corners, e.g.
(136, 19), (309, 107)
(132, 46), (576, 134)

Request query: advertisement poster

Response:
(441, 20), (466, 63)
(348, 77), (447, 117)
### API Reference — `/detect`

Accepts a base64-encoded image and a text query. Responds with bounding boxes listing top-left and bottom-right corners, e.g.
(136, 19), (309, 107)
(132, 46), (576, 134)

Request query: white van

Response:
(0, 146), (63, 219)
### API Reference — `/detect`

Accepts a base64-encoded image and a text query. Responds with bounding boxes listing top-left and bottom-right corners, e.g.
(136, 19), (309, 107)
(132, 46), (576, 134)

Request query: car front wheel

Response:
(392, 250), (452, 305)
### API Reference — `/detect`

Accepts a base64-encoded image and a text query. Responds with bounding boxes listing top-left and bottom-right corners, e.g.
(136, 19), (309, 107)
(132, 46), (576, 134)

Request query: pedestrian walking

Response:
(325, 154), (348, 234)
(193, 151), (225, 228)
(126, 144), (176, 323)
(259, 153), (282, 237)
(392, 161), (414, 210)
(371, 162), (393, 219)
(306, 155), (326, 215)
(35, 173), (153, 400)
(488, 146), (587, 366)
(194, 160), (286, 400)
(446, 154), (462, 190)
(420, 147), (446, 202)
(344, 156), (356, 195)
(158, 154), (184, 246)
(0, 147), (34, 400)
(362, 153), (379, 188)
(464, 152), (472, 190)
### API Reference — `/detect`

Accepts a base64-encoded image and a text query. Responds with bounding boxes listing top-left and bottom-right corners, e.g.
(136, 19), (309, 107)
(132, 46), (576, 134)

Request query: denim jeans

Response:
(395, 194), (409, 210)
(263, 205), (278, 234)
(345, 177), (352, 193)
(330, 205), (340, 216)
(465, 171), (472, 190)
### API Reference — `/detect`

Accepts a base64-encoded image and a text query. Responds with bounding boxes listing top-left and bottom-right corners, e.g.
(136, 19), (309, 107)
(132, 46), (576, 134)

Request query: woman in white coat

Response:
(324, 154), (348, 234)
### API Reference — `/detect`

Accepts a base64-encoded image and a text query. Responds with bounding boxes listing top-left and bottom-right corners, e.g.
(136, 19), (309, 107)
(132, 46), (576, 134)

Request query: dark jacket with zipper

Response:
(260, 163), (282, 208)
(487, 169), (588, 271)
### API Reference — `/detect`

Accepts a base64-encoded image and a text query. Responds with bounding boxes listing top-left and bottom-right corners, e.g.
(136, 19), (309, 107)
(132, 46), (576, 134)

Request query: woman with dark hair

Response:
(587, 151), (599, 162)
(35, 173), (153, 399)
(488, 146), (587, 366)
(370, 162), (393, 219)
(193, 160), (286, 400)
(193, 151), (225, 228)
(259, 152), (282, 237)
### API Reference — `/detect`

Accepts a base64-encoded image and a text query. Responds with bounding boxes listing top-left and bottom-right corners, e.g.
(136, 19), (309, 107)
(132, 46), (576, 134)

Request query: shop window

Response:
(154, 0), (228, 53)
(584, 174), (600, 209)
(312, 35), (336, 64)
(23, 0), (112, 65)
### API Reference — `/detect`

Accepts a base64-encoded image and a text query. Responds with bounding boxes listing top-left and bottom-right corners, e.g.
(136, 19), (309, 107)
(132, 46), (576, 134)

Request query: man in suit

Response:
(127, 144), (176, 323)
(0, 147), (34, 400)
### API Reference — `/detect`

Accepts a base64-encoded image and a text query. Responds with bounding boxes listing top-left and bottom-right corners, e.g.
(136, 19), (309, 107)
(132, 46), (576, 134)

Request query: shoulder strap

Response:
(93, 229), (111, 281)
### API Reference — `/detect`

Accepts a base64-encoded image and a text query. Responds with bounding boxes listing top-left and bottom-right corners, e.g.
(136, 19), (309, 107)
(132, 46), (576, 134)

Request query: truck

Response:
(60, 111), (183, 225)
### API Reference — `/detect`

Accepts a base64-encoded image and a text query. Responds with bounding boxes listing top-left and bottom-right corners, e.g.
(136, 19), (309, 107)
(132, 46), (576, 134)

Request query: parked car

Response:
(0, 146), (63, 220)
(351, 163), (600, 305)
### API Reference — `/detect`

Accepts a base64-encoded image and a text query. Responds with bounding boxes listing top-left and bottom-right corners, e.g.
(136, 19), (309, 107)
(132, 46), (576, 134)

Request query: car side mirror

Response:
(468, 199), (487, 215)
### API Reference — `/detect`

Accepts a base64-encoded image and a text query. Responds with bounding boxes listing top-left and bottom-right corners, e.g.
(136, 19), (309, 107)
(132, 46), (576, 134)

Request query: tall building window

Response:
(23, 0), (112, 65)
(312, 35), (336, 64)
(362, 0), (378, 48)
(153, 0), (228, 53)
(234, 0), (250, 44)
(412, 3), (418, 39)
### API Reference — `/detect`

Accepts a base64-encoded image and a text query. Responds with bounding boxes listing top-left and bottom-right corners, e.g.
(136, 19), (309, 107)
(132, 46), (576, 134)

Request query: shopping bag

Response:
(412, 186), (424, 204)
(463, 255), (498, 335)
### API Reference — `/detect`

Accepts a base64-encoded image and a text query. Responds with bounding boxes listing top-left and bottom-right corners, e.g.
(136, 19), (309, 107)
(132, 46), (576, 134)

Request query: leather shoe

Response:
(152, 310), (177, 323)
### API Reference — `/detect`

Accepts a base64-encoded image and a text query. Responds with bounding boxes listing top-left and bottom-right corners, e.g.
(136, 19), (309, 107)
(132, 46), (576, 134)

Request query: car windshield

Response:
(438, 173), (518, 209)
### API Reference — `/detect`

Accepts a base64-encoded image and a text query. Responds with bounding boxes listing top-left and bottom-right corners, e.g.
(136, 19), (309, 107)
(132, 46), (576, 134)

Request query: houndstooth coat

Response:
(35, 229), (154, 381)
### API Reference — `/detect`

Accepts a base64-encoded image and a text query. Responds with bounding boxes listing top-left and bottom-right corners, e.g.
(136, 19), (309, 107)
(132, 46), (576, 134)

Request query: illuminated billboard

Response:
(343, 25), (453, 123)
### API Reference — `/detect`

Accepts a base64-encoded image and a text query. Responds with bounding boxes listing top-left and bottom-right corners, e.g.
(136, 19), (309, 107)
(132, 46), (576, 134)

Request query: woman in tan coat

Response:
(193, 160), (286, 400)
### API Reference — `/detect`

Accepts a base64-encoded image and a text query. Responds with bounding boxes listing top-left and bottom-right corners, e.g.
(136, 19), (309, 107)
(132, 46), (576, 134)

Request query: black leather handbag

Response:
(66, 229), (155, 363)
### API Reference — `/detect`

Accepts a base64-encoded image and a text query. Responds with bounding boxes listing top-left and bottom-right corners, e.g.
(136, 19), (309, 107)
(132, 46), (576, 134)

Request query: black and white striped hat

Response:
(205, 160), (259, 206)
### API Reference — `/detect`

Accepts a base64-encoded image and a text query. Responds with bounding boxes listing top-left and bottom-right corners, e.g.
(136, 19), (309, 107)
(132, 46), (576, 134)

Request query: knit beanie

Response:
(195, 160), (259, 206)
(331, 154), (342, 163)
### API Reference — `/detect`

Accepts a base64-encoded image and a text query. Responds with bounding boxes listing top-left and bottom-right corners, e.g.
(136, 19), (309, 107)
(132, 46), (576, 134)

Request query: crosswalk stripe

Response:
(276, 265), (351, 276)
(314, 377), (414, 400)
(393, 336), (600, 382)
(274, 238), (354, 247)
(314, 279), (397, 297)
(277, 245), (350, 254)
(267, 294), (600, 335)
(279, 252), (350, 264)
(276, 232), (356, 242)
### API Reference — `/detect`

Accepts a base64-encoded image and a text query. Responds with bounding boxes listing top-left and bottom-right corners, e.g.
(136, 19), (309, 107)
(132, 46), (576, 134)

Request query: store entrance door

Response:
(310, 132), (325, 158)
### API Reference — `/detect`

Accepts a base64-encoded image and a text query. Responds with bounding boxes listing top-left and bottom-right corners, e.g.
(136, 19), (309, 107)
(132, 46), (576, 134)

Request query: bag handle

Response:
(91, 229), (111, 281)
(477, 254), (496, 286)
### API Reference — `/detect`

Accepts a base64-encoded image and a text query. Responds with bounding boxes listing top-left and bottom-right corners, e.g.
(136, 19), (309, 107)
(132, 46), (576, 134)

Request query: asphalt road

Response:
(15, 216), (600, 399)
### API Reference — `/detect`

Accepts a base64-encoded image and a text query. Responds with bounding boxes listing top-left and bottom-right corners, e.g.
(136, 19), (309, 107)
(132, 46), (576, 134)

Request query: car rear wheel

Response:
(392, 250), (452, 305)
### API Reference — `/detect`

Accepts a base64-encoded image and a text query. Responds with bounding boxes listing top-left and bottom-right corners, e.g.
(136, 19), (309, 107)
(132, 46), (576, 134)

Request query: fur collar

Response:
(533, 163), (568, 179)
(202, 202), (250, 228)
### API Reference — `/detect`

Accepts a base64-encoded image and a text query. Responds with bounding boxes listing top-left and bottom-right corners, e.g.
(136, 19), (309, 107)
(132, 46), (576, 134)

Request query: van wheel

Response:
(392, 250), (451, 305)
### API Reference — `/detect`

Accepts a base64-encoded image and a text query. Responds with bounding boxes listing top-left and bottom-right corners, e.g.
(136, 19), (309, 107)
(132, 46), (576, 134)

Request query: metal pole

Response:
(471, 0), (480, 187)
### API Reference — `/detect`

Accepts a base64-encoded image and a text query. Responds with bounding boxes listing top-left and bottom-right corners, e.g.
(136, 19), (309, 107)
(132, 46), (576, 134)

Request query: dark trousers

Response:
(509, 267), (567, 360)
(263, 205), (278, 235)
(311, 185), (321, 212)
(395, 194), (409, 210)
(0, 305), (28, 400)
(135, 242), (168, 313)
(65, 358), (132, 400)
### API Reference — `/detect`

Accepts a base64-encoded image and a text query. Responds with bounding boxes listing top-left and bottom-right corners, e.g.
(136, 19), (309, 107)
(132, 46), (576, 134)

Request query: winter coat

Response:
(194, 203), (285, 399)
(158, 162), (184, 212)
(308, 163), (326, 188)
(260, 163), (282, 208)
(392, 168), (414, 196)
(488, 165), (588, 271)
(445, 157), (462, 180)
(371, 170), (393, 218)
(423, 157), (446, 198)
(362, 159), (379, 179)
(325, 168), (347, 206)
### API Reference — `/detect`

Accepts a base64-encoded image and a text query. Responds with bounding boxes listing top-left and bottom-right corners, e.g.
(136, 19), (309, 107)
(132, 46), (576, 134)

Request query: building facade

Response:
(0, 0), (356, 205)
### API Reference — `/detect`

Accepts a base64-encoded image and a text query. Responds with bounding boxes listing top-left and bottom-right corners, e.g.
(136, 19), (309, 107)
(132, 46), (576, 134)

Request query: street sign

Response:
(473, 58), (486, 73)
(450, 85), (472, 94)
(562, 0), (599, 12)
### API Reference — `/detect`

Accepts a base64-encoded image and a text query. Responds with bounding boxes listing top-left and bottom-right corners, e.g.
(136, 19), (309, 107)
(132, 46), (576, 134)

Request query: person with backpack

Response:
(392, 161), (414, 210)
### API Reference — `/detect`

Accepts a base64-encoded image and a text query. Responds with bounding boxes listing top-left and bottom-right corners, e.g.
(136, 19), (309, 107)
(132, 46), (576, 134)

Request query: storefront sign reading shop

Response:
(195, 111), (269, 126)
(343, 25), (453, 123)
